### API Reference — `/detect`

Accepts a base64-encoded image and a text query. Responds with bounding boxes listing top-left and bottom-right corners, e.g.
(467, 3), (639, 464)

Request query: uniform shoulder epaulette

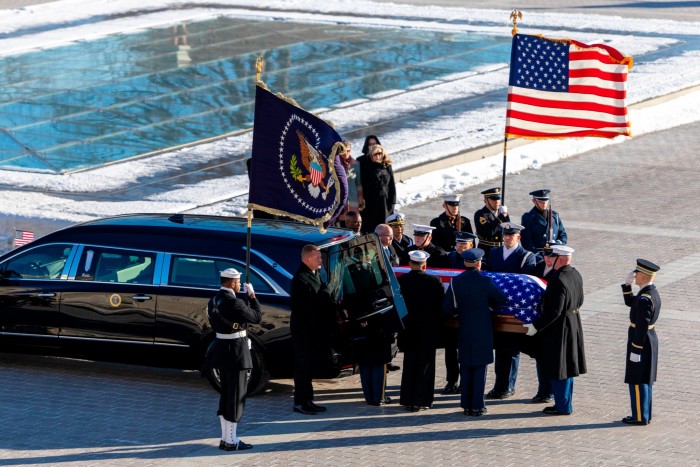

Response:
(641, 293), (652, 301)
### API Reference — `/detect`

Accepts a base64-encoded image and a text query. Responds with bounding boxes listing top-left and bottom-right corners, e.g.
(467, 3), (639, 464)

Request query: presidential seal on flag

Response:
(248, 85), (348, 229)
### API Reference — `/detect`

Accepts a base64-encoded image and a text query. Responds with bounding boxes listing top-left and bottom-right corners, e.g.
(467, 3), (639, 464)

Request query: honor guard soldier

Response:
(446, 231), (478, 270)
(405, 224), (447, 268)
(520, 189), (567, 261)
(430, 193), (473, 252)
(621, 259), (661, 426)
(441, 230), (479, 394)
(474, 187), (509, 259)
(207, 268), (262, 451)
(486, 222), (536, 400)
(386, 212), (413, 265)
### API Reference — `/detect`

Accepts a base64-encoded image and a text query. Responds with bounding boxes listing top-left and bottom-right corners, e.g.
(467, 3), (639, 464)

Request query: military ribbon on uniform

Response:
(247, 84), (348, 230)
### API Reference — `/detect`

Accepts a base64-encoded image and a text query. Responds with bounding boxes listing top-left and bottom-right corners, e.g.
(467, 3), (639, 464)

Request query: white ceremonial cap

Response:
(412, 224), (436, 235)
(551, 245), (574, 256)
(443, 193), (461, 204)
(386, 212), (406, 225)
(220, 268), (242, 279)
(409, 250), (430, 263)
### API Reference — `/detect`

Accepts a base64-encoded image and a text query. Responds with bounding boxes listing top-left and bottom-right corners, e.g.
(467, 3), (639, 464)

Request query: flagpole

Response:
(501, 136), (508, 205)
(245, 209), (253, 303)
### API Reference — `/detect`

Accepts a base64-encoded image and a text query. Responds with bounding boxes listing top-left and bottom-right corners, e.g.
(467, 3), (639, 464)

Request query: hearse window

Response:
(168, 256), (273, 293)
(326, 240), (388, 310)
(75, 247), (156, 284)
(0, 244), (71, 280)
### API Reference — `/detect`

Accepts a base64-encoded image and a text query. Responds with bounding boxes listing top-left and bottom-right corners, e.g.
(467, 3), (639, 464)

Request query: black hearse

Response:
(0, 214), (406, 394)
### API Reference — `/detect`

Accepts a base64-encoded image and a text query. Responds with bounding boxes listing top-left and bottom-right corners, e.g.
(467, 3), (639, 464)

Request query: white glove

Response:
(523, 323), (537, 336)
(498, 205), (508, 215)
(243, 283), (255, 296)
(629, 352), (641, 363)
(624, 270), (635, 285)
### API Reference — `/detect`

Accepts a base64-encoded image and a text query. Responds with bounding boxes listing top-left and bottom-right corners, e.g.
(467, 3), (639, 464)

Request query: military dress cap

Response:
(220, 268), (242, 279)
(412, 224), (436, 236)
(529, 189), (551, 201)
(455, 231), (477, 243)
(501, 222), (525, 234)
(461, 248), (485, 263)
(386, 212), (406, 225)
(543, 246), (557, 257)
(443, 193), (462, 205)
(409, 250), (431, 263)
(552, 245), (574, 256)
(635, 258), (660, 276)
(481, 187), (502, 200)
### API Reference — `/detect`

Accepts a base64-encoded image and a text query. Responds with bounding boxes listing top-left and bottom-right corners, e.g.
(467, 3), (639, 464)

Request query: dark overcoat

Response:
(442, 270), (508, 366)
(207, 288), (262, 370)
(357, 155), (396, 234)
(622, 283), (660, 384)
(392, 234), (413, 266)
(405, 242), (447, 268)
(430, 212), (473, 252)
(520, 207), (567, 253)
(533, 265), (586, 380)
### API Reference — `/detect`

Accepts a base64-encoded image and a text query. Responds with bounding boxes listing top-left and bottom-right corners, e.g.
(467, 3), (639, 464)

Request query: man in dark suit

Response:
(474, 187), (510, 260)
(207, 268), (262, 451)
(520, 189), (568, 261)
(290, 244), (336, 415)
(443, 248), (508, 416)
(398, 250), (445, 411)
(621, 258), (661, 426)
(486, 222), (537, 400)
(524, 245), (586, 415)
(375, 223), (399, 266)
(430, 193), (473, 252)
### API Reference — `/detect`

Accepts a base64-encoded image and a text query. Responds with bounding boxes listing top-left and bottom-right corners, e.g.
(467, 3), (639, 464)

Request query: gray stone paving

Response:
(1, 121), (699, 466)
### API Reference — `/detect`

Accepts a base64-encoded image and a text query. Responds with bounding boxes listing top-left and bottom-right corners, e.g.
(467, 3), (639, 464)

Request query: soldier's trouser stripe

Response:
(635, 385), (642, 422)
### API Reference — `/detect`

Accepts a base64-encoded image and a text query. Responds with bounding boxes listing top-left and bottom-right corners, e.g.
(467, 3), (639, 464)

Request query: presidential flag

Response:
(248, 85), (348, 230)
(505, 33), (633, 139)
(13, 229), (34, 247)
(393, 267), (546, 323)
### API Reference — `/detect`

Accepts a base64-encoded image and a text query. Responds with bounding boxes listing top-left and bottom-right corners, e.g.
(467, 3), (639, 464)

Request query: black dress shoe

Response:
(472, 407), (488, 416)
(382, 396), (393, 404)
(543, 406), (571, 415)
(442, 383), (459, 395)
(220, 440), (253, 451)
(531, 394), (554, 403)
(387, 363), (400, 372)
(486, 389), (513, 400)
(621, 416), (649, 426)
(293, 403), (317, 415)
(308, 401), (327, 412)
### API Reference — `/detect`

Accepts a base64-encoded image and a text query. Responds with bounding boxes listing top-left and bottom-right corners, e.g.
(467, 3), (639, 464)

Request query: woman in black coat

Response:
(356, 143), (396, 234)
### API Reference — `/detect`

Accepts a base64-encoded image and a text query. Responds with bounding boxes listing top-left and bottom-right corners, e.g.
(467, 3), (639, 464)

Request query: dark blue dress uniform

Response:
(404, 225), (447, 268)
(430, 195), (473, 252)
(392, 234), (413, 265)
(520, 189), (567, 260)
(442, 249), (508, 415)
(474, 188), (510, 259)
(621, 259), (661, 425)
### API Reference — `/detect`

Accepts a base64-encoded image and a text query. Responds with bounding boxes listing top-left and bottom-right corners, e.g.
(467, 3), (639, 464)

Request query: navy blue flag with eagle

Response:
(248, 85), (348, 230)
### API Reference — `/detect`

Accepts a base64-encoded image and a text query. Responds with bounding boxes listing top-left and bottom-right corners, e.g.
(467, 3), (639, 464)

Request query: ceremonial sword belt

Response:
(629, 323), (654, 329)
(479, 239), (502, 247)
(216, 330), (247, 339)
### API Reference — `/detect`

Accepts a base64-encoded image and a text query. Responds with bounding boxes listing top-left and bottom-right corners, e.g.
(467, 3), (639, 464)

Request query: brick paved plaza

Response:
(1, 120), (699, 466)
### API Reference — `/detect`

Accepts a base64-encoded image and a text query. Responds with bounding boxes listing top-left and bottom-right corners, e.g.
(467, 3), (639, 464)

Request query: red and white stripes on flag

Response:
(13, 229), (34, 247)
(505, 33), (633, 139)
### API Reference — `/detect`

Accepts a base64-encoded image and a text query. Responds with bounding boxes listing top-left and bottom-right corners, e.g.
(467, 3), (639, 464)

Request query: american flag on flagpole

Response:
(13, 229), (34, 247)
(505, 33), (633, 139)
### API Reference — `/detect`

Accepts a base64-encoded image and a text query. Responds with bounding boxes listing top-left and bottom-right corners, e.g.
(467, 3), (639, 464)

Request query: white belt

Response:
(216, 330), (247, 340)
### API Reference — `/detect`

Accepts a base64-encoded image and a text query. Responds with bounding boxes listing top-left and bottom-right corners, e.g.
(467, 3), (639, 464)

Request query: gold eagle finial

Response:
(510, 10), (522, 36)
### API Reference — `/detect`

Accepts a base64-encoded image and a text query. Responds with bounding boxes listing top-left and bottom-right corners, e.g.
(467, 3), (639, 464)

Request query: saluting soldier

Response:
(405, 224), (447, 268)
(474, 187), (510, 259)
(208, 268), (262, 451)
(621, 259), (661, 426)
(430, 194), (473, 252)
(520, 189), (567, 261)
(386, 212), (413, 265)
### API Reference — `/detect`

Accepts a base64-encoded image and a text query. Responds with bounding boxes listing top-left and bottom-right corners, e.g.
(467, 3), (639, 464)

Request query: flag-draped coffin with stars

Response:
(505, 33), (633, 139)
(248, 85), (348, 230)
